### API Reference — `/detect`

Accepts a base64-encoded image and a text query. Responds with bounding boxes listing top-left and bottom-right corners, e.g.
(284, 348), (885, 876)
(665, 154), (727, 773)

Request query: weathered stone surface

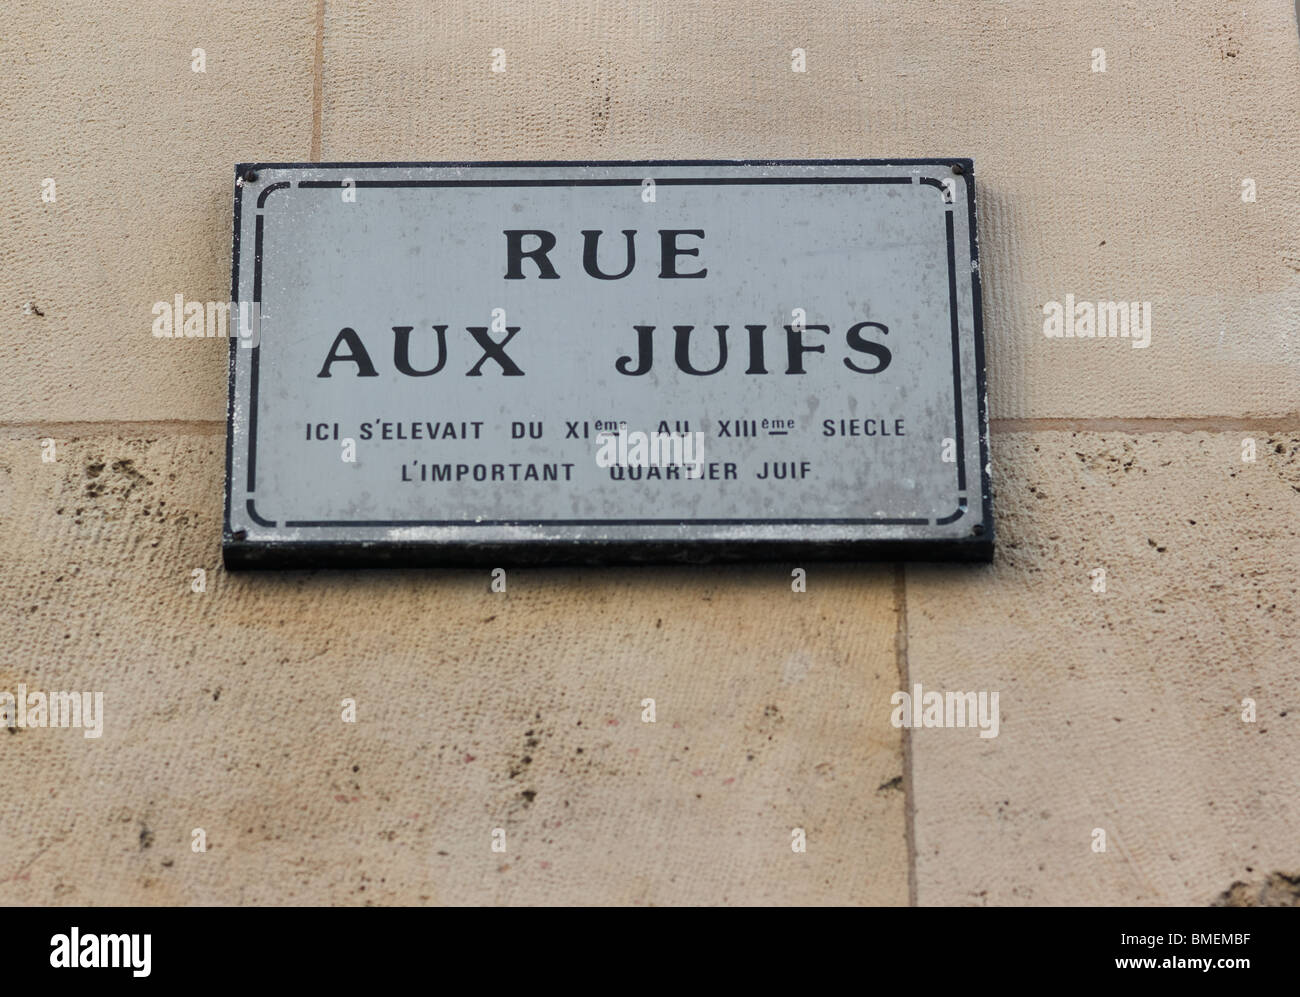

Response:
(0, 1), (316, 423)
(0, 435), (906, 905)
(907, 431), (1299, 905)
(1212, 870), (1300, 907)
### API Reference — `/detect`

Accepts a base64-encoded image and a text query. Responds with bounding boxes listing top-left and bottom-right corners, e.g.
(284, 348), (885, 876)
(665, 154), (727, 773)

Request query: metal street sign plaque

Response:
(223, 160), (991, 567)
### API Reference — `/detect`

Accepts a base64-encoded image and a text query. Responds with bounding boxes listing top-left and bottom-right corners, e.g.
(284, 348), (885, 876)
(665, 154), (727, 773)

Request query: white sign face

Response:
(223, 160), (991, 567)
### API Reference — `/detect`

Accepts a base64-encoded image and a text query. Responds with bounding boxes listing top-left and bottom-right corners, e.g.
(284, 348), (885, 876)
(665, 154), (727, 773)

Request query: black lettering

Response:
(316, 327), (378, 377)
(465, 327), (525, 376)
(784, 324), (829, 374)
(674, 325), (728, 375)
(503, 230), (560, 279)
(658, 230), (707, 279)
(582, 229), (636, 279)
(616, 325), (655, 376)
(745, 324), (769, 374)
(844, 321), (891, 374)
(392, 325), (448, 376)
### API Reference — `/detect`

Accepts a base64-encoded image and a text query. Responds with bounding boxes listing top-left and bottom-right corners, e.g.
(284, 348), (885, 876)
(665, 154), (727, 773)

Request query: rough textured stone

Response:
(907, 431), (1300, 906)
(0, 2), (316, 424)
(1212, 870), (1300, 907)
(0, 435), (906, 905)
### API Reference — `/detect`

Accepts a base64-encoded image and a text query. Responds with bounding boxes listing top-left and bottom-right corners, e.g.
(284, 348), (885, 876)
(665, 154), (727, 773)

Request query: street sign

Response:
(223, 160), (991, 567)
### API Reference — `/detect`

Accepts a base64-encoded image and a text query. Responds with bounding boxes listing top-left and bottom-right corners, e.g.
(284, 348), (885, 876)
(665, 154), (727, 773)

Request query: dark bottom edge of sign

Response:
(222, 535), (995, 570)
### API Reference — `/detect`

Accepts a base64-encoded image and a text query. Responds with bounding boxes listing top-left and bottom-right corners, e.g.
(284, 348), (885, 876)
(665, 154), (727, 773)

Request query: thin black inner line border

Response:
(238, 171), (971, 530)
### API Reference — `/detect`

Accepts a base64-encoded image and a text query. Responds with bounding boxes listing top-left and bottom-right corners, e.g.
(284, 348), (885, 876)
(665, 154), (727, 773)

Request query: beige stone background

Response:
(0, 0), (1296, 906)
